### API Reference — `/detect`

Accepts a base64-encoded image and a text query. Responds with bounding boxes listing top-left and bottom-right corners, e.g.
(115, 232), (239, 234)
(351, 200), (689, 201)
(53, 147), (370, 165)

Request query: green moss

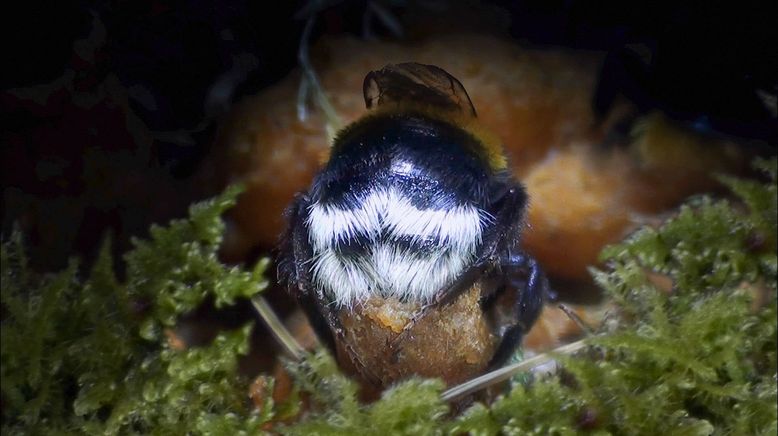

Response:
(282, 350), (448, 435)
(2, 159), (776, 434)
(1, 186), (271, 435)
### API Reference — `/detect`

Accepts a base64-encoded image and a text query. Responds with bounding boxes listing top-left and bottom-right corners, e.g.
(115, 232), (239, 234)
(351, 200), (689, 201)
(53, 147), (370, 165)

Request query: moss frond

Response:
(283, 350), (448, 435)
(1, 186), (270, 435)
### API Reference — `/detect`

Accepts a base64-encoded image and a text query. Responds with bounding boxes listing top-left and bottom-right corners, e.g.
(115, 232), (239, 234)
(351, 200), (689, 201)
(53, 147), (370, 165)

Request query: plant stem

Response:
(441, 339), (588, 402)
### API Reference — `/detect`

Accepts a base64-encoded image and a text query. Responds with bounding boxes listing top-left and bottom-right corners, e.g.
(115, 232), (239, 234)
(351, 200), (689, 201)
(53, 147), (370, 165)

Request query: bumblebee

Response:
(279, 63), (548, 391)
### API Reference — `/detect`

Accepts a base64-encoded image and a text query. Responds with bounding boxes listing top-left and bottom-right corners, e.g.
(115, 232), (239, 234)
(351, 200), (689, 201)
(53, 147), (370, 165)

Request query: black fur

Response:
(310, 113), (496, 210)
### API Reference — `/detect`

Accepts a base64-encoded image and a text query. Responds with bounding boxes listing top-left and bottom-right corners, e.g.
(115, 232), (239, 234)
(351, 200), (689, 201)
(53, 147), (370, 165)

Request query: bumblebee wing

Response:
(363, 62), (477, 117)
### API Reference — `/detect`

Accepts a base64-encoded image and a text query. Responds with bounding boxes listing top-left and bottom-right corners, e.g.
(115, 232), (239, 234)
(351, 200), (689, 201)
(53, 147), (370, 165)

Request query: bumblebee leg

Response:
(487, 251), (549, 368)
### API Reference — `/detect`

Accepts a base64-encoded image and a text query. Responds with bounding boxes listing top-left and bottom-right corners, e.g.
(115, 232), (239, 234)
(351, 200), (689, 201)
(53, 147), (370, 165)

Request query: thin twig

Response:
(251, 296), (306, 361)
(298, 15), (343, 131)
(367, 1), (404, 38)
(441, 339), (588, 402)
(297, 75), (311, 121)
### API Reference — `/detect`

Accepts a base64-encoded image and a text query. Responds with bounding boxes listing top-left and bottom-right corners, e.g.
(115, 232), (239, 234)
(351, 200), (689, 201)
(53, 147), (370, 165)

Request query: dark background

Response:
(2, 0), (777, 273)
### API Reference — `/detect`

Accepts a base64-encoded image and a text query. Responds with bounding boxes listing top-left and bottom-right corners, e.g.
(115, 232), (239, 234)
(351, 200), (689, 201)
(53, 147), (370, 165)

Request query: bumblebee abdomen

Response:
(306, 113), (500, 306)
(336, 283), (498, 387)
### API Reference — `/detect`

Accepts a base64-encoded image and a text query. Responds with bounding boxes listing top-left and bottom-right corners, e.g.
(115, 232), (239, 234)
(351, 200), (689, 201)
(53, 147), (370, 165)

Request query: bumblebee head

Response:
(363, 63), (477, 117)
(330, 63), (507, 171)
